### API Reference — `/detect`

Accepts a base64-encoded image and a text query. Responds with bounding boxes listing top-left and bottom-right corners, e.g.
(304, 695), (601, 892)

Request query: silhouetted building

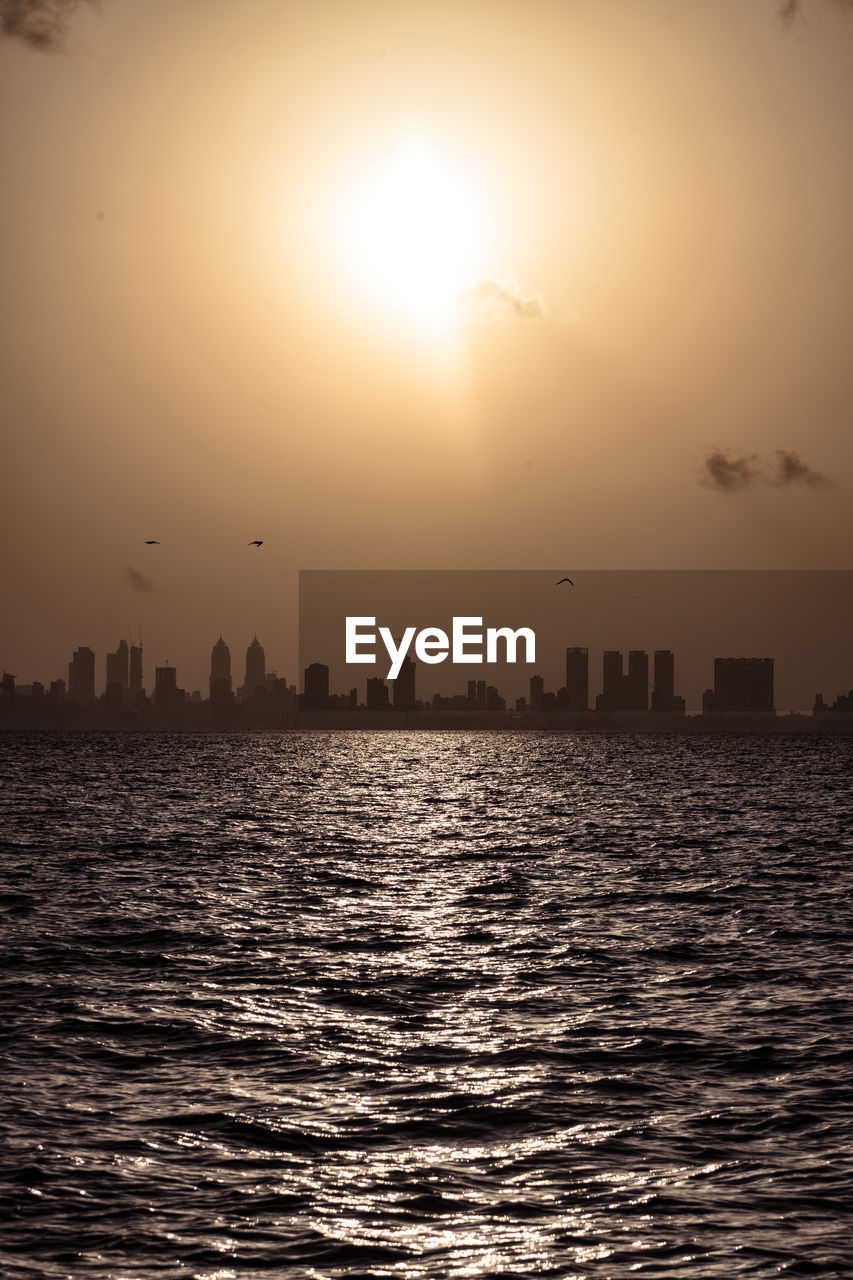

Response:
(302, 662), (329, 709)
(466, 678), (487, 710)
(241, 636), (266, 699)
(209, 636), (233, 704)
(565, 647), (589, 712)
(627, 650), (649, 711)
(68, 647), (95, 705)
(703, 658), (775, 715)
(530, 675), (544, 714)
(814, 689), (853, 716)
(0, 671), (14, 698)
(106, 640), (129, 699)
(129, 644), (143, 697)
(393, 657), (416, 709)
(651, 649), (685, 714)
(366, 676), (390, 710)
(485, 685), (505, 712)
(155, 665), (184, 710)
(597, 650), (648, 713)
(104, 681), (123, 710)
(47, 679), (65, 703)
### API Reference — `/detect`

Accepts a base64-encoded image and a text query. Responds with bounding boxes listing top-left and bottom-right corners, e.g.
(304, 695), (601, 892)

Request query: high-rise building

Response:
(155, 665), (183, 710)
(651, 650), (686, 714)
(597, 650), (648, 712)
(704, 658), (774, 715)
(627, 651), (649, 711)
(393, 657), (416, 709)
(565, 647), (589, 712)
(242, 636), (266, 698)
(600, 650), (623, 708)
(129, 644), (143, 697)
(68, 647), (95, 704)
(105, 640), (129, 697)
(366, 677), (389, 709)
(653, 649), (674, 703)
(529, 674), (545, 714)
(210, 636), (233, 704)
(302, 662), (329, 709)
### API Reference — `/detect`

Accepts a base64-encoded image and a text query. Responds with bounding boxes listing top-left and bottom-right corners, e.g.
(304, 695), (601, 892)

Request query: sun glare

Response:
(333, 132), (489, 341)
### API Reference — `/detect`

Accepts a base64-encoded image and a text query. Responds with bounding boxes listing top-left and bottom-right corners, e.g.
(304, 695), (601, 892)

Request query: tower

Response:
(627, 651), (649, 712)
(709, 658), (774, 714)
(651, 650), (684, 713)
(106, 639), (129, 700)
(565, 647), (588, 712)
(129, 644), (143, 697)
(68, 647), (95, 705)
(242, 636), (266, 698)
(393, 656), (416, 709)
(302, 663), (329, 709)
(209, 636), (233, 704)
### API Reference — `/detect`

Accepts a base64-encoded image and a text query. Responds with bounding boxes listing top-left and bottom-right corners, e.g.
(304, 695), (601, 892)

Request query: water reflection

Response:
(1, 731), (852, 1277)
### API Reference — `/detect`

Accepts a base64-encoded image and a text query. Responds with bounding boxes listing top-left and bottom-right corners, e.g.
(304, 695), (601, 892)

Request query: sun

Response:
(332, 130), (490, 340)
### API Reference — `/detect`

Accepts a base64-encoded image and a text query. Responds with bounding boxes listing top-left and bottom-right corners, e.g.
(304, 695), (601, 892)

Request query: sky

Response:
(1, 0), (852, 693)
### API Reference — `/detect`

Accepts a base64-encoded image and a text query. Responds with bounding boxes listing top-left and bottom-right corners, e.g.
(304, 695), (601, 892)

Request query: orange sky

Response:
(1, 0), (852, 691)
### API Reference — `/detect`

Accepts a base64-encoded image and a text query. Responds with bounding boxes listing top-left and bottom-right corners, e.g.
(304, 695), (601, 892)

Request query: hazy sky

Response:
(2, 0), (852, 691)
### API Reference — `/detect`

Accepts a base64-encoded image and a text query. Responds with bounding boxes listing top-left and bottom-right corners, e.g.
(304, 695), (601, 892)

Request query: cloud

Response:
(780, 0), (853, 24)
(0, 0), (96, 50)
(701, 449), (833, 492)
(771, 449), (831, 488)
(461, 277), (548, 321)
(124, 566), (153, 593)
(701, 451), (761, 492)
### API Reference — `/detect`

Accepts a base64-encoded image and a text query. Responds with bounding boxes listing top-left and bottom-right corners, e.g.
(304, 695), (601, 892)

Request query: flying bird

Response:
(144, 540), (160, 544)
(556, 577), (574, 585)
(249, 540), (263, 547)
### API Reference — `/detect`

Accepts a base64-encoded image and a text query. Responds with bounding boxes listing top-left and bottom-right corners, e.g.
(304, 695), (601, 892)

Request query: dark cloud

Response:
(0, 0), (96, 50)
(701, 449), (832, 493)
(771, 449), (831, 488)
(701, 451), (761, 492)
(461, 277), (548, 321)
(124, 566), (153, 593)
(780, 0), (853, 24)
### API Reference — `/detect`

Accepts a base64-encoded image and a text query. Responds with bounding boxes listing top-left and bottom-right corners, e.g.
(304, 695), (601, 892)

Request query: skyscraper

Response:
(302, 663), (329, 709)
(68, 647), (95, 705)
(651, 650), (685, 714)
(627, 651), (649, 711)
(393, 656), (416, 709)
(597, 650), (648, 712)
(209, 636), (233, 704)
(704, 658), (775, 715)
(155, 665), (178, 708)
(653, 649), (674, 704)
(565, 647), (589, 712)
(106, 640), (129, 699)
(366, 677), (389, 709)
(129, 644), (143, 698)
(242, 636), (266, 698)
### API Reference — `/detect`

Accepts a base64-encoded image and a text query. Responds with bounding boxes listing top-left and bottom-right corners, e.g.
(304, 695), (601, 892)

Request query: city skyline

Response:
(4, 628), (853, 721)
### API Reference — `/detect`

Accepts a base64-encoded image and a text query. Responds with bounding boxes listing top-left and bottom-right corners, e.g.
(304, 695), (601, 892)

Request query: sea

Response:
(1, 730), (852, 1280)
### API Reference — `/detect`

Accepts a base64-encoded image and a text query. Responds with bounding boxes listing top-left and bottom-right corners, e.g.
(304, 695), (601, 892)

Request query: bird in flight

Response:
(249, 540), (263, 547)
(144, 540), (160, 545)
(556, 577), (574, 585)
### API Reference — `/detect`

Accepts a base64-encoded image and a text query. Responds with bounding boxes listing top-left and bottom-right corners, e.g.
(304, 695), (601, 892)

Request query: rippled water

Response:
(1, 730), (852, 1279)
